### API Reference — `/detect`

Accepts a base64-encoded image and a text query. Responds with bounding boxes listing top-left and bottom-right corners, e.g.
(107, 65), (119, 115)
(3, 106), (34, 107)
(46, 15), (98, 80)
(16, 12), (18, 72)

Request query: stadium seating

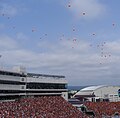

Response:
(0, 96), (88, 118)
(84, 101), (120, 118)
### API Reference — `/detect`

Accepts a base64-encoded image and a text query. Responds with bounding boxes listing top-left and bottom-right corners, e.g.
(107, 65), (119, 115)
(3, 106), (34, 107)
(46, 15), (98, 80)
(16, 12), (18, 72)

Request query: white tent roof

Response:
(80, 85), (106, 91)
(75, 85), (106, 96)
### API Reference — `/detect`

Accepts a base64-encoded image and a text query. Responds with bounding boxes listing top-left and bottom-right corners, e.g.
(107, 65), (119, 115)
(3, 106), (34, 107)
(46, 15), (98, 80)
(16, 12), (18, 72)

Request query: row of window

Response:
(0, 90), (25, 93)
(0, 80), (68, 90)
(27, 73), (65, 78)
(0, 71), (26, 77)
(0, 90), (63, 94)
(26, 83), (67, 89)
(0, 80), (25, 85)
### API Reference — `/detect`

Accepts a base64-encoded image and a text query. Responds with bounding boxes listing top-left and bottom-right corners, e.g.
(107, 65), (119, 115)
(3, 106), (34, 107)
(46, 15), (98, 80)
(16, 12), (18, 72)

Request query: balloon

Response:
(83, 12), (85, 15)
(112, 23), (115, 26)
(68, 4), (71, 7)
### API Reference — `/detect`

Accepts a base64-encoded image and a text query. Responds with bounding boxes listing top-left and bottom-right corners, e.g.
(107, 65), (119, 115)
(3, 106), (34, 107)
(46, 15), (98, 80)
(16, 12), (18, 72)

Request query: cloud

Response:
(68, 0), (106, 20)
(1, 34), (120, 85)
(0, 2), (27, 17)
(0, 3), (17, 16)
(0, 35), (19, 50)
(106, 41), (120, 53)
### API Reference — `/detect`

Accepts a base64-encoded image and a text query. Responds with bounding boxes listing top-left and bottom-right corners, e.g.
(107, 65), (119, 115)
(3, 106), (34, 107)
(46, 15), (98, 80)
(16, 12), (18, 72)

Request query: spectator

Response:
(0, 96), (88, 118)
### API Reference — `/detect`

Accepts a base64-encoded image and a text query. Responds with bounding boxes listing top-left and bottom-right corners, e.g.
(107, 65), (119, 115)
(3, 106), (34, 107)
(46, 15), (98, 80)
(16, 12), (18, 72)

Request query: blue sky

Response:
(0, 0), (120, 86)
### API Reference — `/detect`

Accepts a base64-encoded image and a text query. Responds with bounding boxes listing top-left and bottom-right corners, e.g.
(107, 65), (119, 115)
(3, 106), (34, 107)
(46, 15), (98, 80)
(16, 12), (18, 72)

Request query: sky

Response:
(0, 0), (120, 86)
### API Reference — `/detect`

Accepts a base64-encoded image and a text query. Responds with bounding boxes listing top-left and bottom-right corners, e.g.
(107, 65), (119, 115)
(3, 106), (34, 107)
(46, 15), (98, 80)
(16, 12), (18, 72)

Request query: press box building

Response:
(0, 67), (68, 100)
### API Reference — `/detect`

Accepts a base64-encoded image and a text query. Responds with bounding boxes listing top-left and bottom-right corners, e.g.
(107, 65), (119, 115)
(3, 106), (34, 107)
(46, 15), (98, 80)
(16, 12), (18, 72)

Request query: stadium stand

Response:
(84, 101), (120, 118)
(0, 96), (89, 118)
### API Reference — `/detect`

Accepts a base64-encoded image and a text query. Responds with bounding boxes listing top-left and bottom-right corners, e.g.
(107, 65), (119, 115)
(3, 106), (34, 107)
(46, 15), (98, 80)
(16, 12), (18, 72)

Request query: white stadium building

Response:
(74, 85), (120, 102)
(0, 66), (68, 100)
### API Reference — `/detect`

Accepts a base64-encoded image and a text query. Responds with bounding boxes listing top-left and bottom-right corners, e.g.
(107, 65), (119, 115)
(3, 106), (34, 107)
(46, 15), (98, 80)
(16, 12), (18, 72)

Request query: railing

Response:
(0, 84), (26, 90)
(27, 77), (67, 84)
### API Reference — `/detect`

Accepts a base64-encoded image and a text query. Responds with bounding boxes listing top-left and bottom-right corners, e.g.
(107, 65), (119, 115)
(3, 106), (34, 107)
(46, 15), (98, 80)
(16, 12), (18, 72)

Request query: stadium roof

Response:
(74, 85), (106, 96)
(80, 85), (106, 91)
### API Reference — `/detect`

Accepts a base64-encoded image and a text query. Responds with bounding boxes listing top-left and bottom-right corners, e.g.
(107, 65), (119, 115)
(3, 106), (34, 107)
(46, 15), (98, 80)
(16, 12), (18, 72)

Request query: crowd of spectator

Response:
(84, 101), (120, 118)
(0, 96), (88, 118)
(2, 96), (120, 118)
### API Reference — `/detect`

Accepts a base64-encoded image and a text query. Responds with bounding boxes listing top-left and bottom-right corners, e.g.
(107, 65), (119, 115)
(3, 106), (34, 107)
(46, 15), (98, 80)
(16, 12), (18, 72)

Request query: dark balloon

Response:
(68, 4), (71, 7)
(83, 12), (85, 15)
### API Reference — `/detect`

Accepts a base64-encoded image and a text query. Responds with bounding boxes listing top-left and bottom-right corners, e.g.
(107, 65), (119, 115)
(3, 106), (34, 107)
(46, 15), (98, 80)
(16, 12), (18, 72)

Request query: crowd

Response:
(1, 95), (120, 118)
(84, 101), (120, 118)
(0, 96), (88, 118)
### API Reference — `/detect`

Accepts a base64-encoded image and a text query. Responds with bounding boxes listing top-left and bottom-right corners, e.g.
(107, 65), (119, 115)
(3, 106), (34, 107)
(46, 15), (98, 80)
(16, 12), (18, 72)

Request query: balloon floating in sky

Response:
(68, 4), (71, 8)
(83, 12), (86, 15)
(68, 1), (71, 8)
(112, 23), (115, 26)
(2, 13), (5, 16)
(1, 1), (114, 66)
(73, 28), (75, 32)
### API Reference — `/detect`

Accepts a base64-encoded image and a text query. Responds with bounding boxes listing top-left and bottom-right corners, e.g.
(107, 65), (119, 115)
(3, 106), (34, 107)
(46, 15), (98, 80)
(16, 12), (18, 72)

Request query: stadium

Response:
(74, 85), (120, 102)
(1, 0), (120, 117)
(68, 85), (120, 118)
(0, 66), (88, 118)
(0, 67), (120, 117)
